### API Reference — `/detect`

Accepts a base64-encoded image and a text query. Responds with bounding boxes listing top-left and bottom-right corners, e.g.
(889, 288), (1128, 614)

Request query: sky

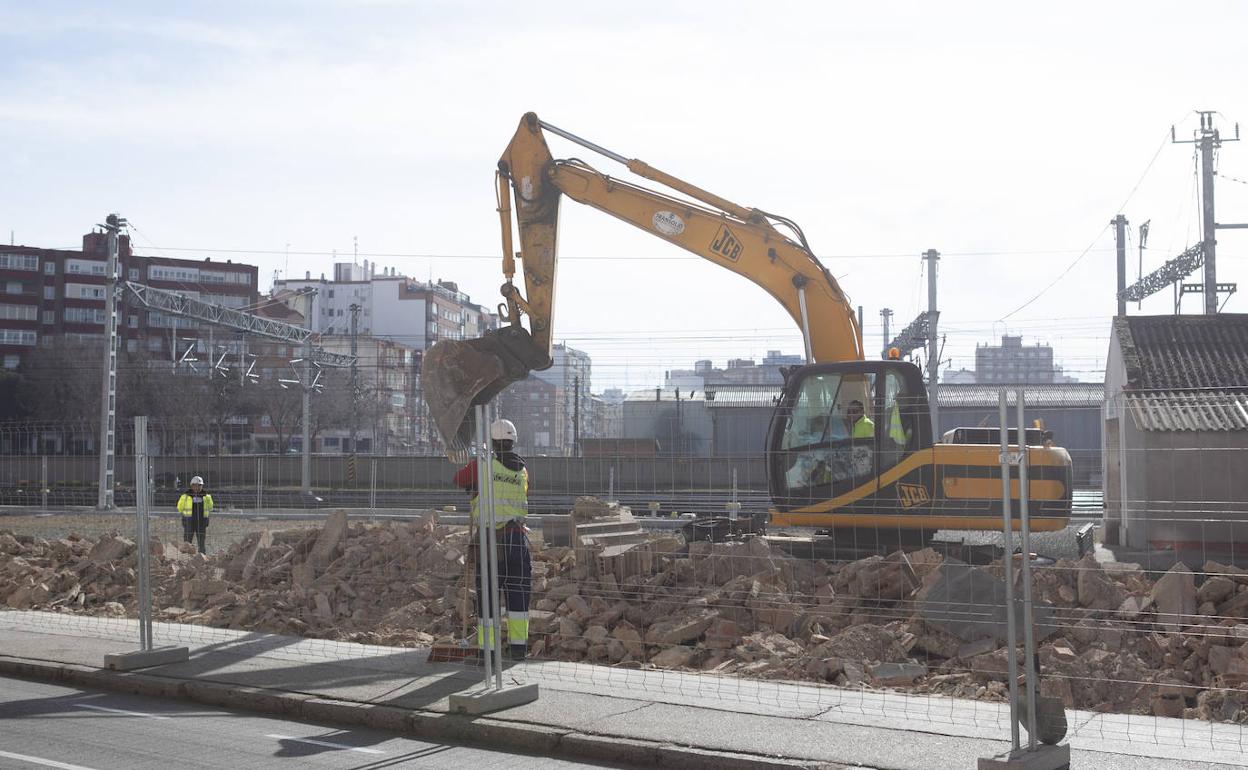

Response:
(4, 1), (1248, 392)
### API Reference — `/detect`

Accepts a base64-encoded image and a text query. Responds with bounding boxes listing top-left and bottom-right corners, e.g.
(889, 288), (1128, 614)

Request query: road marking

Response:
(0, 750), (100, 770)
(74, 704), (171, 719)
(265, 734), (385, 754)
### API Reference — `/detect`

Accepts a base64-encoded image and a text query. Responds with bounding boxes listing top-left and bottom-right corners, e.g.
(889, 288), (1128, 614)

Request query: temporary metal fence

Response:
(1, 394), (1247, 765)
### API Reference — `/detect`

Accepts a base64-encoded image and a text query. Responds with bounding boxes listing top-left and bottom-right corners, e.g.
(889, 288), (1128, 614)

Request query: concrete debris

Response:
(1076, 554), (1128, 610)
(1153, 562), (1198, 631)
(3, 497), (1248, 725)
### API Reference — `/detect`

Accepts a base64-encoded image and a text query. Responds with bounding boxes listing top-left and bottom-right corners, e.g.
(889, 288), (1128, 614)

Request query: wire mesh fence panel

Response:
(2, 393), (1248, 756)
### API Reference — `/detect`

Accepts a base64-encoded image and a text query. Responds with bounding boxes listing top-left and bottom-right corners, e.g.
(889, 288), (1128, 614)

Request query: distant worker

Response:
(453, 419), (532, 661)
(177, 476), (213, 554)
(845, 400), (875, 440)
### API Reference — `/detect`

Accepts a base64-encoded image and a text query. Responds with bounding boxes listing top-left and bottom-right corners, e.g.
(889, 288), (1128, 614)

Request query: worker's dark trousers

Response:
(182, 519), (206, 554)
(474, 522), (531, 654)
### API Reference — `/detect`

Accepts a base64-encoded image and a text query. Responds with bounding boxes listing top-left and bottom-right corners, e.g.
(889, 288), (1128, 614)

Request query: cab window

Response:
(777, 372), (876, 500)
(879, 370), (919, 471)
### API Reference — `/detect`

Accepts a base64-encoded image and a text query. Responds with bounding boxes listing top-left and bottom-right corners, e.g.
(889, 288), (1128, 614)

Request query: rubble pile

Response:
(2, 511), (1247, 723)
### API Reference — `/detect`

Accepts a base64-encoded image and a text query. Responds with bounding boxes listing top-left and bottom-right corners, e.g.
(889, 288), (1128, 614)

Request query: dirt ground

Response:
(0, 512), (325, 554)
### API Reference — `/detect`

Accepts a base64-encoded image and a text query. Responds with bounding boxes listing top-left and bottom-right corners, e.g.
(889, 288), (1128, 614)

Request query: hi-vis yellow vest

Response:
(889, 405), (909, 446)
(471, 459), (528, 525)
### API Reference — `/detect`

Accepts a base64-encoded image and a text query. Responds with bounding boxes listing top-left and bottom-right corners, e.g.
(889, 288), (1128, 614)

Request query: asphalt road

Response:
(0, 675), (634, 770)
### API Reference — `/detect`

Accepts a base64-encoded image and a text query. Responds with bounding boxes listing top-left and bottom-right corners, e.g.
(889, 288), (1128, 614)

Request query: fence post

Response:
(475, 406), (494, 686)
(256, 456), (263, 512)
(370, 458), (378, 516)
(998, 391), (1021, 752)
(135, 416), (152, 651)
(1016, 390), (1040, 748)
(979, 391), (1068, 770)
(41, 455), (48, 512)
(480, 404), (505, 690)
(449, 404), (538, 714)
(102, 417), (189, 671)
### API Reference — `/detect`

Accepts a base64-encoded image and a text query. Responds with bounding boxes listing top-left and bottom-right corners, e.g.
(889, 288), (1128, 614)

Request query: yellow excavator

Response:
(422, 112), (1072, 540)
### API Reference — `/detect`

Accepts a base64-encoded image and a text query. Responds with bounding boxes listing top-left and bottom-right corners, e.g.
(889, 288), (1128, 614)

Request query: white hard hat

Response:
(490, 419), (518, 442)
(190, 476), (204, 486)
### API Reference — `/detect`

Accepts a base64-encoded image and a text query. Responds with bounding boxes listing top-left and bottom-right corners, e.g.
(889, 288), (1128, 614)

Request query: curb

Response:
(0, 656), (825, 770)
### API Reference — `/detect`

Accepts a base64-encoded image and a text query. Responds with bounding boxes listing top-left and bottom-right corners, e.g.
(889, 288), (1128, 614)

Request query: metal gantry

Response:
(886, 310), (937, 359)
(122, 281), (355, 368)
(1118, 243), (1204, 303)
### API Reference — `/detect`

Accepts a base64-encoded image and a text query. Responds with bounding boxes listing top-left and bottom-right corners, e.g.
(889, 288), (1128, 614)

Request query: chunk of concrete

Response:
(1152, 562), (1196, 631)
(919, 561), (1057, 643)
(869, 661), (928, 685)
(308, 510), (348, 571)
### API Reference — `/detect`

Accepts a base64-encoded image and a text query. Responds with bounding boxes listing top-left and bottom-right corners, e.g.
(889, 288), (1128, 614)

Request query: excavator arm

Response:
(422, 112), (864, 459)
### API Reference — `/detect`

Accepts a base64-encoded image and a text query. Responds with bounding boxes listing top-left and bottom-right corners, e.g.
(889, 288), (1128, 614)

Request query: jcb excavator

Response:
(422, 113), (1072, 539)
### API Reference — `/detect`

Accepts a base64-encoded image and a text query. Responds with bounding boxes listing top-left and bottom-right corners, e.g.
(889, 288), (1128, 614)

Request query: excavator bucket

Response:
(421, 326), (550, 462)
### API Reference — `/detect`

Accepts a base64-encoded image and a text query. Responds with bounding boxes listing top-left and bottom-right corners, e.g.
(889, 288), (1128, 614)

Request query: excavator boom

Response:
(422, 112), (862, 460)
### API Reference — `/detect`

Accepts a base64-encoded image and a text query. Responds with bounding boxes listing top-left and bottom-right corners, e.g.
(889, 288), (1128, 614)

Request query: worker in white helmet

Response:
(453, 418), (531, 660)
(177, 475), (213, 554)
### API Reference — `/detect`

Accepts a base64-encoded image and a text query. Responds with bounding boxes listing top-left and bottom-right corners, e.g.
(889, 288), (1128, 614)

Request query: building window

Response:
(129, 268), (140, 281)
(0, 303), (37, 321)
(44, 262), (55, 275)
(6, 281), (27, 295)
(64, 307), (106, 324)
(2, 354), (19, 369)
(0, 254), (38, 271)
(128, 314), (138, 328)
(150, 266), (199, 282)
(66, 259), (107, 276)
(0, 329), (36, 345)
(70, 285), (105, 300)
(43, 286), (55, 300)
(126, 339), (138, 353)
(42, 310), (54, 325)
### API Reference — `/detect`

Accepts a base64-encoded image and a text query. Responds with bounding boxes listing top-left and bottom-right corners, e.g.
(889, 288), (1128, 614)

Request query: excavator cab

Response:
(768, 360), (933, 519)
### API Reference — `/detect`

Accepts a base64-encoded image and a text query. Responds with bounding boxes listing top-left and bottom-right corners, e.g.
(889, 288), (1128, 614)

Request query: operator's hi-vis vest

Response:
(471, 459), (528, 526)
(888, 405), (909, 447)
(851, 416), (875, 439)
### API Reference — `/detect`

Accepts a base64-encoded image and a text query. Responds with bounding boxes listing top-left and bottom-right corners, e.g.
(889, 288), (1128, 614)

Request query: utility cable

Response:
(1000, 128), (1173, 320)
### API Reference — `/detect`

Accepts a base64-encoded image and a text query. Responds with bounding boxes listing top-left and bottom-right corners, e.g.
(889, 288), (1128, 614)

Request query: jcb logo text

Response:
(898, 483), (930, 508)
(710, 225), (742, 262)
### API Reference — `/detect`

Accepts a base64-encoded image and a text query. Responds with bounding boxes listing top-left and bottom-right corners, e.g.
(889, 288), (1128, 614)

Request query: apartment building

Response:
(0, 230), (258, 369)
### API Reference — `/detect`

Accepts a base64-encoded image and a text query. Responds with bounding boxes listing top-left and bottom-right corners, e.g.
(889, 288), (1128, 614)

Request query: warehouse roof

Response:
(936, 383), (1104, 408)
(1127, 390), (1248, 432)
(624, 382), (1105, 410)
(1115, 314), (1248, 391)
(624, 386), (779, 408)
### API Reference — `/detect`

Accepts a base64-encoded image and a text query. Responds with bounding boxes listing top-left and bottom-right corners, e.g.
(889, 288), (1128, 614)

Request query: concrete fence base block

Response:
(978, 744), (1070, 770)
(104, 646), (189, 671)
(448, 683), (539, 715)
